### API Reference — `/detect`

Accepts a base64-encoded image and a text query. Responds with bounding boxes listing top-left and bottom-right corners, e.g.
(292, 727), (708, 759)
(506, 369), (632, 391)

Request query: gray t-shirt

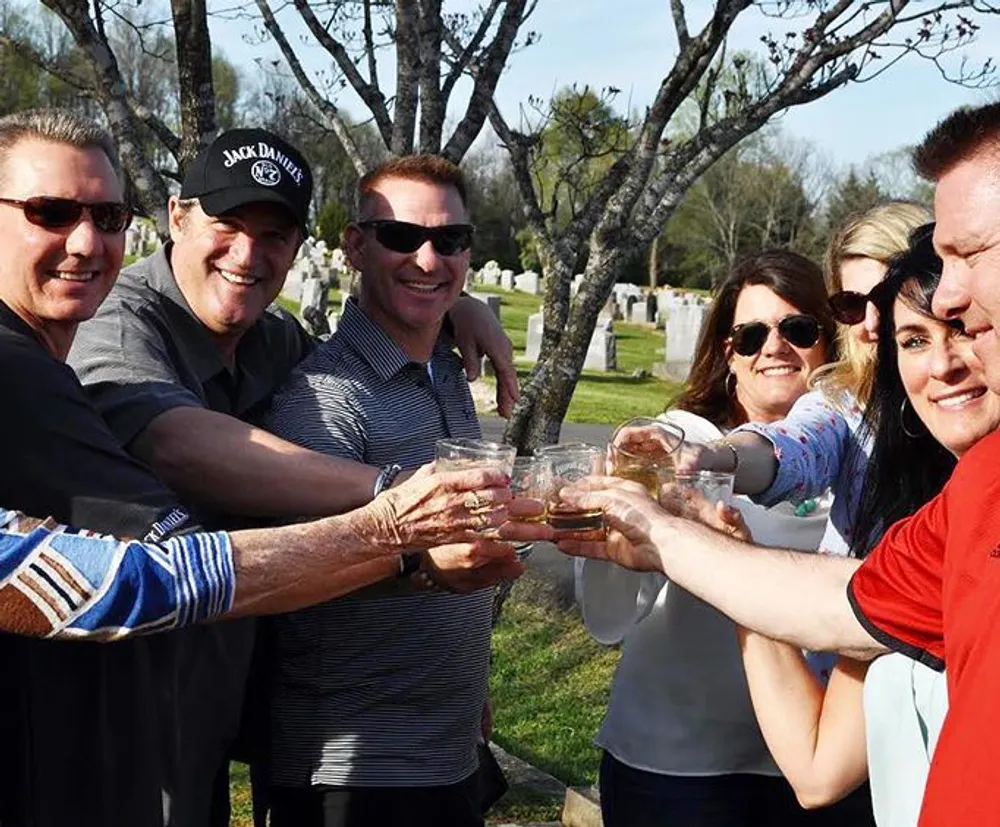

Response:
(68, 245), (313, 825)
(265, 297), (491, 788)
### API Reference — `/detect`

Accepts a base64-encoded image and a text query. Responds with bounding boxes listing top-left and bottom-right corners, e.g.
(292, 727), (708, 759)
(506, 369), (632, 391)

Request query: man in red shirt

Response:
(558, 102), (1000, 827)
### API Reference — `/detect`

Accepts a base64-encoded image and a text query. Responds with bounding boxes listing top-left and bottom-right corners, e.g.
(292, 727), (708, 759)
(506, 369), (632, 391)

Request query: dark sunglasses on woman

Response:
(0, 196), (132, 234)
(827, 281), (888, 325)
(358, 219), (475, 256)
(729, 314), (821, 356)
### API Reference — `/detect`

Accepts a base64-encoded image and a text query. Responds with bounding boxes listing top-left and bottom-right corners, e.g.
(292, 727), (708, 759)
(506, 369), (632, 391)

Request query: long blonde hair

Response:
(813, 201), (932, 407)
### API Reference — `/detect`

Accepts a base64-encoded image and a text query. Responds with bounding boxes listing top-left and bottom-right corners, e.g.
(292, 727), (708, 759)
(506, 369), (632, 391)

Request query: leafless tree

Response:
(492, 1), (998, 449)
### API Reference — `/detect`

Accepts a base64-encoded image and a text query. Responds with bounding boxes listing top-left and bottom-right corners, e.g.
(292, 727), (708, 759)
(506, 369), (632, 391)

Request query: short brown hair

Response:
(0, 108), (121, 186)
(913, 102), (1000, 181)
(356, 154), (467, 219)
(671, 250), (836, 429)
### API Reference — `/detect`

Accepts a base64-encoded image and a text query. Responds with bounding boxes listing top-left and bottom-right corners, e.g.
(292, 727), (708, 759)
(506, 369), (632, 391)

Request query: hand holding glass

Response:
(609, 417), (685, 495)
(536, 443), (606, 538)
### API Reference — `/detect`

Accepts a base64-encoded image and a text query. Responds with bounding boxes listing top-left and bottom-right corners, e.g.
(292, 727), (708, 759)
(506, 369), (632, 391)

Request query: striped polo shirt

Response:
(265, 297), (490, 788)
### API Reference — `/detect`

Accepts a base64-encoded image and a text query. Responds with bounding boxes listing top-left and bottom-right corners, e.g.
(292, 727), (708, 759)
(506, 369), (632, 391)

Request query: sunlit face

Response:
(0, 138), (125, 357)
(839, 256), (887, 349)
(931, 152), (1000, 394)
(727, 284), (829, 423)
(167, 198), (300, 353)
(894, 296), (1000, 457)
(344, 176), (469, 354)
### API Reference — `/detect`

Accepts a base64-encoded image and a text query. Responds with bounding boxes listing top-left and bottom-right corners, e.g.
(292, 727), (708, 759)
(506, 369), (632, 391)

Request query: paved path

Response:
(478, 417), (613, 446)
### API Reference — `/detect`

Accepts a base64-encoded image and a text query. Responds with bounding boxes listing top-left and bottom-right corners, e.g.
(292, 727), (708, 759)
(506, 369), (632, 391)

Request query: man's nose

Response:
(64, 214), (103, 257)
(932, 261), (971, 320)
(414, 239), (440, 272)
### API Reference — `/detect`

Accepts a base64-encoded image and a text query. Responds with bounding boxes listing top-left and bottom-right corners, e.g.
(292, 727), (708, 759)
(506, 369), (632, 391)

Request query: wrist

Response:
(373, 463), (403, 499)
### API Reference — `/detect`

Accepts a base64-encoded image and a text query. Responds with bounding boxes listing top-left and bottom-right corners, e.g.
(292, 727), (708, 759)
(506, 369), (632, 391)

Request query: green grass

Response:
(490, 591), (619, 787)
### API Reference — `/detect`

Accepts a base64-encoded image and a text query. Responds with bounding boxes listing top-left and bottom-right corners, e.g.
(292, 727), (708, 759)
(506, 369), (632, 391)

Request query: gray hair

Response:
(0, 109), (122, 185)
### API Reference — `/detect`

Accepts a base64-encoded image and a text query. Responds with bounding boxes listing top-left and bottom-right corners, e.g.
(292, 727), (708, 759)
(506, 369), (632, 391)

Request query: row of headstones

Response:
(469, 261), (543, 295)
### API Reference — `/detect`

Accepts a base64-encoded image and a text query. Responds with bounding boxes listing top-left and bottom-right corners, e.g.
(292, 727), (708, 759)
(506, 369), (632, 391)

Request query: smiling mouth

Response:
(401, 279), (445, 293)
(50, 270), (99, 283)
(217, 268), (262, 287)
(758, 366), (799, 376)
(934, 387), (986, 409)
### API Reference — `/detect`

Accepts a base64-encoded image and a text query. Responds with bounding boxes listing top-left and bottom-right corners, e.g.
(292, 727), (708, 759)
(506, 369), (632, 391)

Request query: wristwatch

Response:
(397, 550), (423, 578)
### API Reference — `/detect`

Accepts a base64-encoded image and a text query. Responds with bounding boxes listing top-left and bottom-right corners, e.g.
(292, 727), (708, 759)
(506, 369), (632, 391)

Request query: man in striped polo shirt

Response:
(265, 155), (511, 827)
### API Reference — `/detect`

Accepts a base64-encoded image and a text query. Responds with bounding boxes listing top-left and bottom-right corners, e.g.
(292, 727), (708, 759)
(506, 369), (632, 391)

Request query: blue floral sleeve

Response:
(735, 390), (862, 507)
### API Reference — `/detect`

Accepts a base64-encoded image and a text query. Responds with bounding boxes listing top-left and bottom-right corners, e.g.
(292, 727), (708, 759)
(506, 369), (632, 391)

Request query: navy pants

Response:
(599, 751), (876, 827)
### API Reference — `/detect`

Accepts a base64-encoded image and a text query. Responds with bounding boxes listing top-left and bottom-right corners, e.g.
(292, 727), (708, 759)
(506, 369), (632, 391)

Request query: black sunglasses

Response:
(358, 219), (474, 256)
(0, 196), (132, 234)
(828, 282), (888, 325)
(730, 314), (821, 356)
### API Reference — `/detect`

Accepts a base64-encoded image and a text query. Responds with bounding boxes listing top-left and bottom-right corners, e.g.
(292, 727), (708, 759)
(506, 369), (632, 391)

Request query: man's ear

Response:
(167, 196), (186, 243)
(343, 223), (366, 271)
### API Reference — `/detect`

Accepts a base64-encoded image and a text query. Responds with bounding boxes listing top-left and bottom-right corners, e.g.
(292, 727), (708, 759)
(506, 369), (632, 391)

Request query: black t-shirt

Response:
(0, 301), (190, 827)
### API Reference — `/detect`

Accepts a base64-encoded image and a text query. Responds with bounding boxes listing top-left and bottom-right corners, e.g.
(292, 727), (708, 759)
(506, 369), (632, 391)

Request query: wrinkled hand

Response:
(659, 484), (752, 542)
(424, 539), (524, 593)
(496, 497), (555, 544)
(365, 462), (511, 549)
(612, 423), (682, 456)
(449, 295), (520, 418)
(555, 476), (664, 572)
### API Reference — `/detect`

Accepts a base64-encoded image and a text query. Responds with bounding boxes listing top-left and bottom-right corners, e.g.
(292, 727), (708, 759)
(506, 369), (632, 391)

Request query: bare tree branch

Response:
(440, 0), (501, 100)
(41, 0), (171, 230)
(442, 0), (529, 162)
(418, 0), (445, 152)
(671, 0), (690, 48)
(291, 0), (394, 147)
(253, 0), (370, 174)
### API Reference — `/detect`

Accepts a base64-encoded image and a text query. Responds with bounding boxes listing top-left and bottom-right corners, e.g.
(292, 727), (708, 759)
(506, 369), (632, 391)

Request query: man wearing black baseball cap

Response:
(68, 127), (519, 826)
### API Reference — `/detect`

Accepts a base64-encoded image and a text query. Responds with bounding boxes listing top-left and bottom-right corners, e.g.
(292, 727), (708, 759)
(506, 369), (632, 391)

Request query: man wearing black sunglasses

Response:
(261, 155), (507, 827)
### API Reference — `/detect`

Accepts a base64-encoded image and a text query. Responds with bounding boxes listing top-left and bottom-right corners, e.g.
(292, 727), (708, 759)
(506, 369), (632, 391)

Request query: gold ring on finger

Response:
(465, 492), (488, 511)
(475, 511), (491, 530)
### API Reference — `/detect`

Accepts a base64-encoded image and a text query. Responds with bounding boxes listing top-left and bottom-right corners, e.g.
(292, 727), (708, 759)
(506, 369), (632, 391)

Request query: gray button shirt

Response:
(265, 297), (491, 788)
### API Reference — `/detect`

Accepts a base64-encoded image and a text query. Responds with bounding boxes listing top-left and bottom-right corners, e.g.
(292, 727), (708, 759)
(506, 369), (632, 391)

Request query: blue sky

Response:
(209, 1), (999, 170)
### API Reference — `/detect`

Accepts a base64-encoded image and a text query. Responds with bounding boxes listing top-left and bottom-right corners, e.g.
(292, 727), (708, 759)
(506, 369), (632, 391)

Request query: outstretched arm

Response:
(557, 477), (883, 658)
(738, 629), (870, 808)
(449, 294), (519, 418)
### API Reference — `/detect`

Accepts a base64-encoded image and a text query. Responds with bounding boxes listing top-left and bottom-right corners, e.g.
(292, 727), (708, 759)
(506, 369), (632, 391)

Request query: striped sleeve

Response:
(0, 509), (234, 640)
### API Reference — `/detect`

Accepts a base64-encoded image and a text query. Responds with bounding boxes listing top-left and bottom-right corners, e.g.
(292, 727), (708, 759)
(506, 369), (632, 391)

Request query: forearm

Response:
(226, 509), (401, 617)
(738, 631), (869, 807)
(720, 432), (779, 495)
(651, 520), (880, 657)
(134, 407), (378, 517)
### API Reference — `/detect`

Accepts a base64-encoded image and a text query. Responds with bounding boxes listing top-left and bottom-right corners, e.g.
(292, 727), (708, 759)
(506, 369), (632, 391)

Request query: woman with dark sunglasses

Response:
(737, 229), (1000, 827)
(576, 250), (874, 827)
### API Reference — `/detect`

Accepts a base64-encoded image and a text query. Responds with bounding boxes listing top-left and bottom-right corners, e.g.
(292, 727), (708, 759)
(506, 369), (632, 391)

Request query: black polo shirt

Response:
(68, 245), (314, 826)
(0, 300), (194, 827)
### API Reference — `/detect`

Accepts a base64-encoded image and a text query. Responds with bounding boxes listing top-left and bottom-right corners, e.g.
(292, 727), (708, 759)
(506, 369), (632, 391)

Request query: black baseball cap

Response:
(180, 128), (313, 229)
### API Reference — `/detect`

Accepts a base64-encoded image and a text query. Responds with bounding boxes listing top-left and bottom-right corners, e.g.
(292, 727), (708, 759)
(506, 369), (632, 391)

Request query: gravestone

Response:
(500, 270), (515, 291)
(655, 296), (709, 381)
(624, 295), (638, 321)
(480, 260), (502, 287)
(514, 270), (541, 295)
(300, 276), (330, 337)
(630, 300), (656, 324)
(468, 291), (502, 319)
(524, 311), (616, 372)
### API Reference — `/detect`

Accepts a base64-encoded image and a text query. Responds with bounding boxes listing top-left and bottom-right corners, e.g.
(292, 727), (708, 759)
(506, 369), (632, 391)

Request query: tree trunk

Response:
(171, 0), (217, 171)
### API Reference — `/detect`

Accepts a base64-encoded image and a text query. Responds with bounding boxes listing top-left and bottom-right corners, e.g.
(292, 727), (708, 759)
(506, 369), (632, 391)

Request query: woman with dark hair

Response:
(734, 227), (1000, 827)
(576, 250), (864, 827)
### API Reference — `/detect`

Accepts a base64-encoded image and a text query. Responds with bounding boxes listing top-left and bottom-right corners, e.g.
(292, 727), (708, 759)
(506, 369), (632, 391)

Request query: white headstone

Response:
(480, 260), (502, 287)
(524, 311), (544, 361)
(468, 291), (501, 319)
(514, 271), (541, 295)
(500, 270), (515, 291)
(661, 298), (709, 381)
